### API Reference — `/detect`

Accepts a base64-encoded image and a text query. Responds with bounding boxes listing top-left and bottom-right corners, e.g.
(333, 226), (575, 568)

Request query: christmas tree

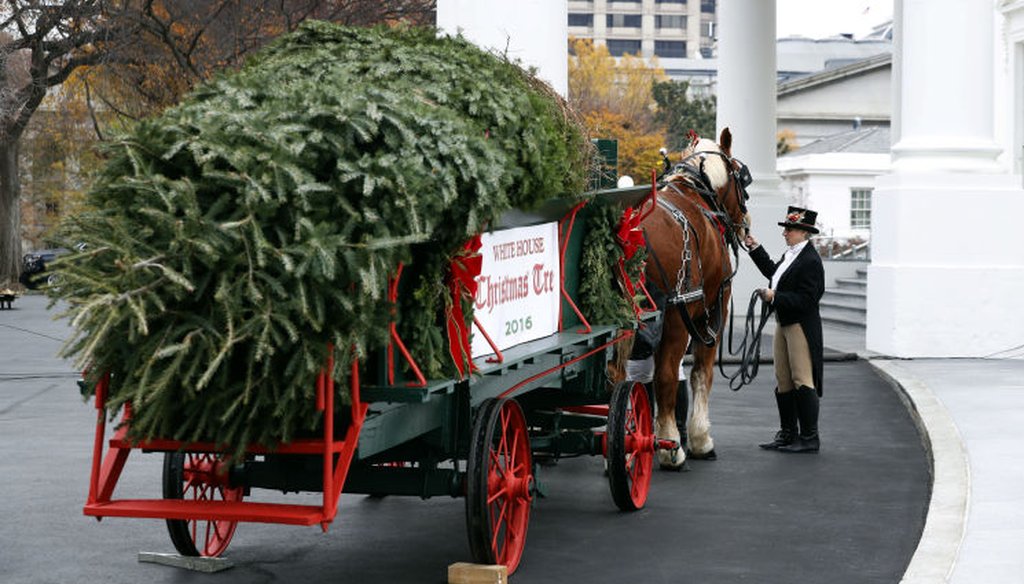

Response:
(52, 22), (591, 451)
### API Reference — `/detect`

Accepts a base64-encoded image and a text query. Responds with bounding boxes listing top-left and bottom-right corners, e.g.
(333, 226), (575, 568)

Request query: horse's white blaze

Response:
(692, 138), (729, 191)
(688, 367), (714, 455)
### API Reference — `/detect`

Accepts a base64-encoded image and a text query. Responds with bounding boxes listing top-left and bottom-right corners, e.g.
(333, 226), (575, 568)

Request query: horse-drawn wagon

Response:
(63, 21), (755, 576)
(81, 123), (753, 572)
(82, 182), (673, 574)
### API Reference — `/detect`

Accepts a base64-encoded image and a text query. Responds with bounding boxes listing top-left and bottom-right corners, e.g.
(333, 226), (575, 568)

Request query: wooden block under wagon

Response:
(448, 562), (507, 584)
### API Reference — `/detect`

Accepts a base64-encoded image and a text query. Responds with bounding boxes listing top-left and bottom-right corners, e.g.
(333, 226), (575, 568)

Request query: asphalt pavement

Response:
(0, 294), (930, 583)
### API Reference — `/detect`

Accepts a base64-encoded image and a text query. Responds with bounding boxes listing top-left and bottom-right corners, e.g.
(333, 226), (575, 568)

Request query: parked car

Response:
(19, 247), (70, 289)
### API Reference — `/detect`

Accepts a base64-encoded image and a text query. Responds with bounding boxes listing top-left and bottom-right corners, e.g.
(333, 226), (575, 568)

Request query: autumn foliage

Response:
(583, 110), (666, 184)
(1, 0), (436, 285)
(569, 38), (667, 181)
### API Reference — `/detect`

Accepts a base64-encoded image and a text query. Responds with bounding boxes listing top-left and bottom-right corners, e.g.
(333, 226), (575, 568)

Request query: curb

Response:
(869, 359), (969, 584)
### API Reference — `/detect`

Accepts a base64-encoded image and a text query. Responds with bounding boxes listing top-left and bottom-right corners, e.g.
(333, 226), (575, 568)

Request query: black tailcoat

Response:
(749, 243), (825, 395)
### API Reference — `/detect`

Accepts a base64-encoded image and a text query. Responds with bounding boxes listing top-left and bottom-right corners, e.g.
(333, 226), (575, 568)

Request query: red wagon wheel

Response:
(162, 452), (244, 557)
(466, 398), (534, 574)
(606, 380), (654, 511)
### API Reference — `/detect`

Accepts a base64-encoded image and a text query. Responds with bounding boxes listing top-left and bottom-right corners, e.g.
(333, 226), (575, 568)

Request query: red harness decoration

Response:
(446, 234), (483, 377)
(694, 194), (727, 238)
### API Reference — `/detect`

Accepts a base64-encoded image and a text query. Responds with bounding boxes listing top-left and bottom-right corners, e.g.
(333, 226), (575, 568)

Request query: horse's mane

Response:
(665, 138), (729, 191)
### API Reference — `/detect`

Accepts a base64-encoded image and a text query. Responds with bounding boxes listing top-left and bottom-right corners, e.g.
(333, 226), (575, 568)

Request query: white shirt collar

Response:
(770, 239), (809, 291)
(786, 240), (809, 256)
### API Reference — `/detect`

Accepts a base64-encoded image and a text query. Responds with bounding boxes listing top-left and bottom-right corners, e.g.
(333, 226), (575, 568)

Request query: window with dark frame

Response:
(850, 188), (872, 229)
(655, 14), (686, 29)
(568, 13), (593, 27)
(606, 13), (642, 28)
(606, 39), (642, 56)
(701, 0), (716, 13)
(654, 40), (686, 58)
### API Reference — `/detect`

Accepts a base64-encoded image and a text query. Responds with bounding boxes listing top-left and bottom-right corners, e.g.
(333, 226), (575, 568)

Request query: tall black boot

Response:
(759, 389), (797, 449)
(675, 379), (689, 449)
(778, 386), (819, 453)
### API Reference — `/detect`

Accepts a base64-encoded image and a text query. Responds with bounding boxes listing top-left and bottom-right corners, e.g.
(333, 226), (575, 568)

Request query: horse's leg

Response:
(688, 284), (730, 459)
(654, 324), (688, 469)
(687, 340), (718, 459)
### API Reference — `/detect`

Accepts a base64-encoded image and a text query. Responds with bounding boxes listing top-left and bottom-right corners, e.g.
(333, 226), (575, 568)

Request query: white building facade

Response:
(777, 148), (889, 241)
(864, 0), (1024, 358)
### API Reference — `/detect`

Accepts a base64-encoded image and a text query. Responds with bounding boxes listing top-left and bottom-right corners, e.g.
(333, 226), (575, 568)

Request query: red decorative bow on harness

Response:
(446, 234), (483, 378)
(686, 129), (700, 149)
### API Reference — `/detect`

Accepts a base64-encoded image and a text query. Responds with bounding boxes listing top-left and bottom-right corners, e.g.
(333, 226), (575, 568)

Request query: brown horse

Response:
(640, 128), (751, 468)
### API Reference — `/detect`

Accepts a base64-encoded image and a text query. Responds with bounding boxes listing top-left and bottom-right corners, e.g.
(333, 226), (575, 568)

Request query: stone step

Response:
(822, 290), (866, 308)
(821, 301), (866, 321)
(821, 313), (866, 330)
(835, 277), (867, 290)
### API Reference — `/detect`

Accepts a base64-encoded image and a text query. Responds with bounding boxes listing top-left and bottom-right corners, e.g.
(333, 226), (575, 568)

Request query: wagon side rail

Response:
(83, 348), (367, 532)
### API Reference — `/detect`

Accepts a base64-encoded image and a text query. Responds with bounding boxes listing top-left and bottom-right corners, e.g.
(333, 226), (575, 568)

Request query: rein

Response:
(719, 289), (773, 391)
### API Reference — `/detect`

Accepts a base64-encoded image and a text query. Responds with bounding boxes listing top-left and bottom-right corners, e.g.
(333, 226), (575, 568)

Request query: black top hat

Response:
(778, 206), (819, 234)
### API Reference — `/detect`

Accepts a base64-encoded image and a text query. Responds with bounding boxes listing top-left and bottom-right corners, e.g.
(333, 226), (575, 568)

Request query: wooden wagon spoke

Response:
(487, 486), (508, 505)
(488, 450), (506, 479)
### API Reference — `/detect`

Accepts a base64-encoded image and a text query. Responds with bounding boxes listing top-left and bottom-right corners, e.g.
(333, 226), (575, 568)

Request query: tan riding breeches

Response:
(773, 322), (815, 392)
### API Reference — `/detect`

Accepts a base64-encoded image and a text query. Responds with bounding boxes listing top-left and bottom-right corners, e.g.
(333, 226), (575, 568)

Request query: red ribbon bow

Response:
(447, 234), (483, 378)
(616, 208), (647, 296)
(617, 207), (644, 260)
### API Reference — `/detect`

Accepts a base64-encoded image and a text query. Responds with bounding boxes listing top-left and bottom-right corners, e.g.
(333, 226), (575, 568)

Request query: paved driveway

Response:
(0, 295), (928, 583)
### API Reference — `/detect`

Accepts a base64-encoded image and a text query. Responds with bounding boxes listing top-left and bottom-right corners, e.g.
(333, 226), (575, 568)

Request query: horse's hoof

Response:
(659, 460), (689, 472)
(687, 448), (717, 461)
(659, 460), (691, 472)
(657, 447), (686, 470)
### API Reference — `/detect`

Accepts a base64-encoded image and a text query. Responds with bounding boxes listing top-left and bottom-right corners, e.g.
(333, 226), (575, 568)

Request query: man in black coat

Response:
(744, 206), (824, 453)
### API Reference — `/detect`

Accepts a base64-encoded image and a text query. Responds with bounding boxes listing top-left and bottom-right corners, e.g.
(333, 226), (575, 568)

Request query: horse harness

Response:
(645, 151), (752, 348)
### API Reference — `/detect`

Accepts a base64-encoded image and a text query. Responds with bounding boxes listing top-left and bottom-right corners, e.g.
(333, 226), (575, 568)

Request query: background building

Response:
(777, 126), (890, 241)
(774, 45), (893, 248)
(777, 52), (891, 146)
(568, 0), (719, 95)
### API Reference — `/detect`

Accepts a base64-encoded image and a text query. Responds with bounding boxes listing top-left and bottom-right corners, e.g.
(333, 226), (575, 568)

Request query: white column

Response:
(686, 0), (702, 58)
(436, 0), (568, 97)
(716, 0), (780, 197)
(1001, 1), (1024, 177)
(717, 0), (788, 311)
(641, 0), (655, 58)
(890, 0), (1001, 172)
(593, 0), (608, 47)
(867, 0), (1024, 357)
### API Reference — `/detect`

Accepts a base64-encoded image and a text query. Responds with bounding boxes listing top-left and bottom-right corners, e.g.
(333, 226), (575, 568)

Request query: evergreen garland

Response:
(51, 22), (590, 452)
(578, 204), (647, 327)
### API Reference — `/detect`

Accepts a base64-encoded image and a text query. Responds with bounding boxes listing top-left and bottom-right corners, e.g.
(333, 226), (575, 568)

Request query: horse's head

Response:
(678, 128), (752, 241)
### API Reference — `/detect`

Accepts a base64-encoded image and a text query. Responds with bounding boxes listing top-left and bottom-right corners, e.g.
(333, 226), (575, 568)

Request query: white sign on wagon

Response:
(471, 222), (561, 357)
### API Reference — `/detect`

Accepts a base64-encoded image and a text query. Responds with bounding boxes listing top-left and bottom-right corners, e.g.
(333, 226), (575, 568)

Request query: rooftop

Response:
(784, 125), (891, 156)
